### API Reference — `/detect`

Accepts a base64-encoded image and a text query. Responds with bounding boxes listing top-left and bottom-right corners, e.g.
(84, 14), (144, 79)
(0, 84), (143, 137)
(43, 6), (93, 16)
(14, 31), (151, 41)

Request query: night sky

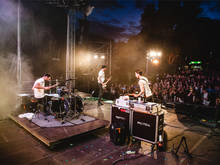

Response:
(87, 0), (220, 42)
(1, 0), (220, 76)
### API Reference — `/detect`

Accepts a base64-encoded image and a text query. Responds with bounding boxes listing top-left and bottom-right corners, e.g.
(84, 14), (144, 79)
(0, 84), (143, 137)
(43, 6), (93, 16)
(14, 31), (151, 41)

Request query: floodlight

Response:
(152, 59), (159, 64)
(157, 52), (162, 57)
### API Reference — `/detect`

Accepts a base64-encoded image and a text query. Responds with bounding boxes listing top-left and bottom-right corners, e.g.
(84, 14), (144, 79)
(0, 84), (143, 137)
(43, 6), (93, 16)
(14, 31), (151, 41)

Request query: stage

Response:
(9, 91), (109, 147)
(1, 95), (219, 165)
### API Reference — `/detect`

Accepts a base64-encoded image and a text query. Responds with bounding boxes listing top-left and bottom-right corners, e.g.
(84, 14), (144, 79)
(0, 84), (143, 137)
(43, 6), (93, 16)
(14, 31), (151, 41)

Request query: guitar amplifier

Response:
(111, 105), (132, 135)
(131, 109), (164, 144)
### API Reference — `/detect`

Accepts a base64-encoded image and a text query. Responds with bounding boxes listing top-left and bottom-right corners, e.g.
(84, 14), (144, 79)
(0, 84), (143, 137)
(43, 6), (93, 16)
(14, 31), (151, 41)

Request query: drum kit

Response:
(18, 82), (84, 123)
(46, 88), (83, 122)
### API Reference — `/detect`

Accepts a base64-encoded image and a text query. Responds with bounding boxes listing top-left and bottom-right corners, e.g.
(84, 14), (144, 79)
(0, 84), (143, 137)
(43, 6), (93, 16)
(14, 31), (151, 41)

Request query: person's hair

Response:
(101, 65), (107, 69)
(43, 73), (51, 78)
(135, 69), (142, 76)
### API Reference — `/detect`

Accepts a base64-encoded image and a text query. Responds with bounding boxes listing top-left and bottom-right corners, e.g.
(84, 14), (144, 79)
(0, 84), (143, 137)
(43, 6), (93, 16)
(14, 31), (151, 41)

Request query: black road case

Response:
(111, 105), (132, 133)
(131, 109), (164, 144)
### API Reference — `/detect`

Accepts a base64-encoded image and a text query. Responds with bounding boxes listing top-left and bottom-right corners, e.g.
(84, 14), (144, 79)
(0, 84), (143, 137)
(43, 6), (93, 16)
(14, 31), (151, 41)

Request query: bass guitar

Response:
(102, 76), (111, 89)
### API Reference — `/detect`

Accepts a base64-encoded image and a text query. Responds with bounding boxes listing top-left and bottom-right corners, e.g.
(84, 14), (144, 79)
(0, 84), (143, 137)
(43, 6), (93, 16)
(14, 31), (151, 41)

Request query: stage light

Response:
(157, 52), (162, 57)
(152, 59), (159, 64)
(94, 55), (98, 59)
(149, 51), (156, 57)
(146, 50), (162, 75)
(148, 50), (162, 58)
(100, 55), (105, 59)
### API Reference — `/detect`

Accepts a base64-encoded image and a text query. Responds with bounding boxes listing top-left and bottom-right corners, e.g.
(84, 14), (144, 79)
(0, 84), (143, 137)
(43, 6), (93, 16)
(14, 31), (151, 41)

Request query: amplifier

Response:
(131, 109), (164, 144)
(111, 105), (131, 134)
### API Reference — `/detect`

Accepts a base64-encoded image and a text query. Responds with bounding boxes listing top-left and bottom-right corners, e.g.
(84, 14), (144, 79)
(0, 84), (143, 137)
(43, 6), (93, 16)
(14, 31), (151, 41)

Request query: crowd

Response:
(151, 70), (220, 106)
(105, 70), (220, 107)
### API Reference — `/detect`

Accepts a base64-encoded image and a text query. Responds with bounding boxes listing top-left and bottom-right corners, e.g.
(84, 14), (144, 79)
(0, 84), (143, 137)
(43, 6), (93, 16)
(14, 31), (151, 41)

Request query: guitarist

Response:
(97, 65), (107, 106)
(32, 73), (58, 114)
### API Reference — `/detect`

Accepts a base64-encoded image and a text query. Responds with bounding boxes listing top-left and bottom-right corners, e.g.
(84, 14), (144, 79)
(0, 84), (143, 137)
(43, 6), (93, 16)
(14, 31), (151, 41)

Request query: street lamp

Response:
(146, 50), (162, 75)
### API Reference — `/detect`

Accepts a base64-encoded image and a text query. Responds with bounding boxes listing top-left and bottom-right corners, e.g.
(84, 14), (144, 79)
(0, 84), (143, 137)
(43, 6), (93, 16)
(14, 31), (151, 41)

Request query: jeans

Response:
(98, 83), (103, 103)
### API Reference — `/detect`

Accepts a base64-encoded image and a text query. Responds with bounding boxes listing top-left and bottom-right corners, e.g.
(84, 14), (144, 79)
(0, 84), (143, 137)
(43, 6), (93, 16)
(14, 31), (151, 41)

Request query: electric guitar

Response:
(102, 76), (111, 89)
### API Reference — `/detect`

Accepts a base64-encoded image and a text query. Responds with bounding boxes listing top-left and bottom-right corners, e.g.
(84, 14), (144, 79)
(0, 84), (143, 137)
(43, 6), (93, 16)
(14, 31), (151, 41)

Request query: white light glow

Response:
(152, 59), (159, 64)
(149, 51), (156, 57)
(157, 52), (162, 57)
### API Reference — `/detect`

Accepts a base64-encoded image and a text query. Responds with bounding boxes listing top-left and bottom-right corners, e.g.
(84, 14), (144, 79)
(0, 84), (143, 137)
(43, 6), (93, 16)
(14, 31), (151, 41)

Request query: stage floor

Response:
(1, 95), (220, 165)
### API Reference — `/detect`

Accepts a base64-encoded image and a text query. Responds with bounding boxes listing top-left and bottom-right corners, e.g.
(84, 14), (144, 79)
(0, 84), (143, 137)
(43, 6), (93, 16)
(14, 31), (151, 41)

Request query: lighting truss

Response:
(21, 0), (90, 9)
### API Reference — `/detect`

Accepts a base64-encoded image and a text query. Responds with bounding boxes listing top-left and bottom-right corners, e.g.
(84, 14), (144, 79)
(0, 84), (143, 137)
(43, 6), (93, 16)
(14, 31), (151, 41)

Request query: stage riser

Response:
(10, 114), (109, 147)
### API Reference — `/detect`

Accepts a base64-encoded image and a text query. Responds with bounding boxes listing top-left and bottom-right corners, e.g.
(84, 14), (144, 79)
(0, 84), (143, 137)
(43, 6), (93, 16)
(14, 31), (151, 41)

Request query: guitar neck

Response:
(105, 77), (111, 83)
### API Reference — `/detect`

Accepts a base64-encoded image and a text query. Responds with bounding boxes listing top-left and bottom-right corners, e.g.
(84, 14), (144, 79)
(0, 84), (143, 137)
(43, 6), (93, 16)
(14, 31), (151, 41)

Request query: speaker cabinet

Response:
(131, 109), (164, 144)
(111, 105), (131, 135)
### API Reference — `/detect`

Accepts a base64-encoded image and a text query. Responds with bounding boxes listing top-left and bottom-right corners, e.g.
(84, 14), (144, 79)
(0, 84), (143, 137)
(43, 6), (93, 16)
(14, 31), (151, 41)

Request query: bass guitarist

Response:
(97, 65), (110, 106)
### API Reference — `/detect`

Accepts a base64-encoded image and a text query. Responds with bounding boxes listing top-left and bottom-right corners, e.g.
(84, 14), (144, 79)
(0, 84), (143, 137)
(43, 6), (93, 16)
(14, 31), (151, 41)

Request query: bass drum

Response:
(64, 95), (84, 113)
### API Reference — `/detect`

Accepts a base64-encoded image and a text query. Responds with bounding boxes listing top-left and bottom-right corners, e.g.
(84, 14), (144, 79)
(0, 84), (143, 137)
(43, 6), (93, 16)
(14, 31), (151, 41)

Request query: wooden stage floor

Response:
(10, 114), (109, 147)
(1, 99), (219, 165)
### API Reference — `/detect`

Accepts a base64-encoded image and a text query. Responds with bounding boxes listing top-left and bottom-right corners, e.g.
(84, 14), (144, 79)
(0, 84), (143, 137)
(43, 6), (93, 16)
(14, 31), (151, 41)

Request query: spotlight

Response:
(94, 55), (98, 59)
(157, 52), (162, 57)
(100, 55), (105, 59)
(149, 51), (156, 57)
(152, 59), (159, 64)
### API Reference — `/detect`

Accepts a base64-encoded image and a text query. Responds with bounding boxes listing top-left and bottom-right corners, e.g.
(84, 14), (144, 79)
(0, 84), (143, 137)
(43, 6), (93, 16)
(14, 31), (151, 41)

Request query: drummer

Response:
(32, 73), (57, 114)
